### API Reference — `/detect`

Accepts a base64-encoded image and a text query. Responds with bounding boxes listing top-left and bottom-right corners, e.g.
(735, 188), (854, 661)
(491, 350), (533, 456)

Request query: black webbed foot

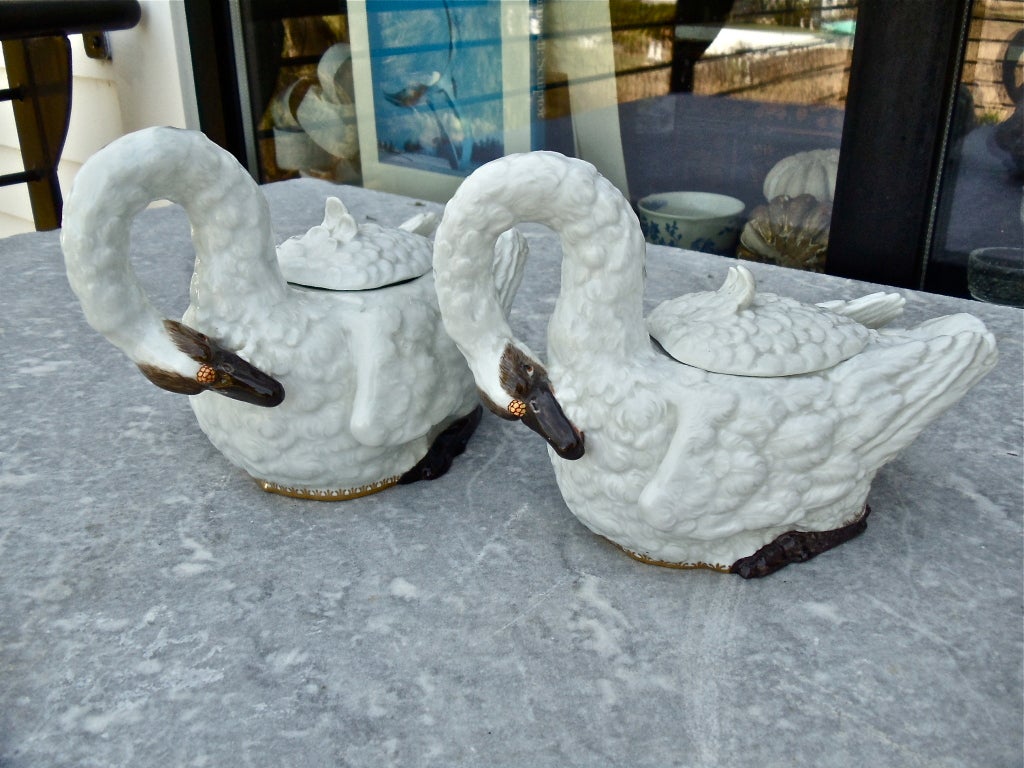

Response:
(730, 506), (871, 579)
(399, 406), (483, 484)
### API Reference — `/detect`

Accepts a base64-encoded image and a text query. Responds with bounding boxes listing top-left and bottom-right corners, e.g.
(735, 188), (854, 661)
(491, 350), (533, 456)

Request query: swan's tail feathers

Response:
(719, 265), (757, 311)
(834, 313), (997, 469)
(817, 292), (905, 328)
(492, 228), (529, 313)
(398, 210), (440, 237)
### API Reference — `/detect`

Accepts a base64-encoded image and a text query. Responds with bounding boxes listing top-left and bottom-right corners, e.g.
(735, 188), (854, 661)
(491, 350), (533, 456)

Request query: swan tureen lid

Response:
(648, 265), (871, 376)
(277, 197), (436, 290)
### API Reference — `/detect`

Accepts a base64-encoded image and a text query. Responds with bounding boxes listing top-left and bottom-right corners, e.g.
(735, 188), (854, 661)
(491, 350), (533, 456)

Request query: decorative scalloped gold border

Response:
(605, 537), (732, 573)
(255, 475), (402, 501)
(603, 502), (870, 574)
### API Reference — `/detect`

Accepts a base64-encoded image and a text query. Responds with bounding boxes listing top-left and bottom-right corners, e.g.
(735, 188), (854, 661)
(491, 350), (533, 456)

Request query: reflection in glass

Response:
(367, 0), (503, 175)
(598, 0), (857, 265)
(968, 246), (1024, 307)
(239, 0), (861, 268)
(928, 1), (1023, 297)
(253, 14), (360, 185)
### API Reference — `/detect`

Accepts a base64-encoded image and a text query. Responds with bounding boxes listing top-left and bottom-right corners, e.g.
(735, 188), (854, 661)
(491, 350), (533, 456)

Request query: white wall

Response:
(0, 0), (197, 238)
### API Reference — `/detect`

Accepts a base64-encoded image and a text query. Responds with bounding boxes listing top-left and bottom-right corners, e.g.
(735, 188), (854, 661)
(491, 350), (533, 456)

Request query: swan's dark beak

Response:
(204, 342), (285, 407)
(518, 381), (585, 461)
(160, 319), (285, 407)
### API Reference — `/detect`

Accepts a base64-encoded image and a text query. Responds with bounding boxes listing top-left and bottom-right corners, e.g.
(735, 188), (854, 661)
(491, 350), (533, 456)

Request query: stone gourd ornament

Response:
(432, 151), (998, 577)
(762, 147), (839, 203)
(61, 127), (526, 499)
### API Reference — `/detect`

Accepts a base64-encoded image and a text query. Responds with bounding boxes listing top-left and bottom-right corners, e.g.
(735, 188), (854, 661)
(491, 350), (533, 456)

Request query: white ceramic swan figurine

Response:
(61, 126), (525, 499)
(433, 151), (998, 577)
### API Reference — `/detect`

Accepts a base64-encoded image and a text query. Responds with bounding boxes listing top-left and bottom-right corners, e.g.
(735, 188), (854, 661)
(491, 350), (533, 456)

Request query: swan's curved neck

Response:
(434, 152), (650, 379)
(61, 127), (285, 362)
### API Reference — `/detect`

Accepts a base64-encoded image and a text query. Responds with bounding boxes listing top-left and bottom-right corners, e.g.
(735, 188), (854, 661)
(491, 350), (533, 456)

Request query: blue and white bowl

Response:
(638, 191), (745, 256)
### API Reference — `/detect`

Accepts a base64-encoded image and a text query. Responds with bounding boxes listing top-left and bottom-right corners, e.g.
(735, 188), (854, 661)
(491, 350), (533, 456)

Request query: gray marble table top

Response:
(2, 178), (1021, 767)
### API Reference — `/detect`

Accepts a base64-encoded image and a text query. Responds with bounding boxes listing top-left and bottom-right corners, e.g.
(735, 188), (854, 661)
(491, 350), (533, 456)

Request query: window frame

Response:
(184, 0), (982, 294)
(829, 0), (975, 293)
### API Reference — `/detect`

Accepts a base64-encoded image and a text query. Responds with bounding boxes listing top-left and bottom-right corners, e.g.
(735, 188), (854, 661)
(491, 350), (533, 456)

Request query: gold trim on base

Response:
(603, 503), (871, 575)
(256, 475), (402, 501)
(603, 537), (732, 573)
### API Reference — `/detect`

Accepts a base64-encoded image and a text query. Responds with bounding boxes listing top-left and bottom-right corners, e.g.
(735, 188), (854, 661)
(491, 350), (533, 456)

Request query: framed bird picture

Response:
(349, 0), (539, 202)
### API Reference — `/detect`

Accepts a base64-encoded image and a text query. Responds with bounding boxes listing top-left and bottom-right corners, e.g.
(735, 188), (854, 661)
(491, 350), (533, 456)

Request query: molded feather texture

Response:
(817, 292), (905, 329)
(648, 266), (871, 376)
(276, 197), (433, 290)
(432, 150), (999, 569)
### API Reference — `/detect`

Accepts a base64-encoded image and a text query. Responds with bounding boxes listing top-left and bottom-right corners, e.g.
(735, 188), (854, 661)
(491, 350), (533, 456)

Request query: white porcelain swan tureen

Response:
(61, 127), (525, 499)
(432, 151), (998, 577)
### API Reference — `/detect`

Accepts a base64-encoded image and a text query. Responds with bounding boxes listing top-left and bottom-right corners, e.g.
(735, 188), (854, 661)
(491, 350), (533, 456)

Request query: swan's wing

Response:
(346, 229), (524, 448)
(636, 381), (864, 540)
(398, 210), (440, 237)
(816, 292), (905, 329)
(638, 313), (996, 540)
(648, 266), (869, 376)
(827, 313), (997, 469)
(276, 198), (432, 290)
(346, 283), (472, 449)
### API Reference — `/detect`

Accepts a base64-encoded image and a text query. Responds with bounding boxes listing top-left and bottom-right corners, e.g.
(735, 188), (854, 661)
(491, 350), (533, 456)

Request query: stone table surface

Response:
(1, 178), (1021, 767)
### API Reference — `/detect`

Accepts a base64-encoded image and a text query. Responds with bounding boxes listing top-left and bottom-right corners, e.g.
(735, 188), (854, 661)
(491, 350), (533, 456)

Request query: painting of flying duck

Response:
(350, 0), (536, 201)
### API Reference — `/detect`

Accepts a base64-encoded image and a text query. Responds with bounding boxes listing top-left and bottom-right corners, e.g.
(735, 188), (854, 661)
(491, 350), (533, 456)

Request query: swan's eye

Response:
(524, 364), (534, 376)
(197, 365), (217, 384)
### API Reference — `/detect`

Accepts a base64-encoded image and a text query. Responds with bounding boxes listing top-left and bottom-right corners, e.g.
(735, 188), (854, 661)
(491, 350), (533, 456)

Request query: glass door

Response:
(926, 0), (1023, 301)
(186, 0), (1000, 296)
(603, 0), (858, 266)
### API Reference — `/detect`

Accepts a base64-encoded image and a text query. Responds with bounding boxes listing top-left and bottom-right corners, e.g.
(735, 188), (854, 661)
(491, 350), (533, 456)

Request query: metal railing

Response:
(1, 1), (141, 231)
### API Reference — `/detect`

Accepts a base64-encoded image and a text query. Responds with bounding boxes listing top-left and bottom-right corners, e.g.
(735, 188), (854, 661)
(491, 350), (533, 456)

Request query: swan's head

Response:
(479, 343), (584, 461)
(137, 320), (284, 407)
